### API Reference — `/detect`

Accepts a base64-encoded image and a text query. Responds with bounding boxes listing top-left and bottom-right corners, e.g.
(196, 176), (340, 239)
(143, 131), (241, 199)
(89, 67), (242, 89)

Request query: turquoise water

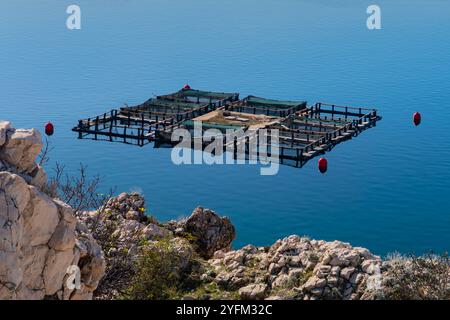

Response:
(1, 0), (449, 255)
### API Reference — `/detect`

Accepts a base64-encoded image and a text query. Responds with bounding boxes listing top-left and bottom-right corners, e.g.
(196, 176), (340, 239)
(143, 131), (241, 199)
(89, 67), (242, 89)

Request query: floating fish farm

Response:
(72, 86), (381, 168)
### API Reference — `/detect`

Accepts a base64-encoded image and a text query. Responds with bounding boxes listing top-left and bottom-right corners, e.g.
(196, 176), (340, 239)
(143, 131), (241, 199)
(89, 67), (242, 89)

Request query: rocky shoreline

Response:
(83, 192), (383, 300)
(1, 122), (448, 300)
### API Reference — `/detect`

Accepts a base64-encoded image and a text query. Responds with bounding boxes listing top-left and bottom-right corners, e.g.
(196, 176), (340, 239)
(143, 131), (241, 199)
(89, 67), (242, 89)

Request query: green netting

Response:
(180, 89), (237, 99)
(143, 98), (201, 110)
(163, 89), (238, 100)
(182, 120), (245, 130)
(296, 117), (351, 125)
(246, 95), (306, 108)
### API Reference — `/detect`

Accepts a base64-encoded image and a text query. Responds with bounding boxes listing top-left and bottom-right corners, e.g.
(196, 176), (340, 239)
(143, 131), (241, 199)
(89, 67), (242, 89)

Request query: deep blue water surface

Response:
(1, 0), (449, 255)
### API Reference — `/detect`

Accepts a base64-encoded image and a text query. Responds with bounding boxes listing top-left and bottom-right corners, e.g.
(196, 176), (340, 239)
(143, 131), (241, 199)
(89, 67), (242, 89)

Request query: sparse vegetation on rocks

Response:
(368, 253), (450, 300)
(80, 191), (449, 301)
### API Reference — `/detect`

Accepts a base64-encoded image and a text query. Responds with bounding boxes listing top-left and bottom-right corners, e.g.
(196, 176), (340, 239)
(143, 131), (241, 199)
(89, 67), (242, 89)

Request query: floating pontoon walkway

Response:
(72, 87), (381, 168)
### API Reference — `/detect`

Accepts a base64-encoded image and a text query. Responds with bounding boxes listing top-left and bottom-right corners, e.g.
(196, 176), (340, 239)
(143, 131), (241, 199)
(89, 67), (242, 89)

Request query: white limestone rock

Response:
(239, 283), (268, 300)
(0, 122), (105, 300)
(0, 128), (42, 172)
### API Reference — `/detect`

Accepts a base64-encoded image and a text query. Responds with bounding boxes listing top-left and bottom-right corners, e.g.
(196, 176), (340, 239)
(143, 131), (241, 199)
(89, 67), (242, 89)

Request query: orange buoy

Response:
(318, 157), (328, 174)
(182, 84), (191, 90)
(45, 122), (54, 136)
(413, 112), (421, 126)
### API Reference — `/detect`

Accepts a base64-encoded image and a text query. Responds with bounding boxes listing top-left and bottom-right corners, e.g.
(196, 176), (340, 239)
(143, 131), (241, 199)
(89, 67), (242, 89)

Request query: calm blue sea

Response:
(1, 0), (449, 256)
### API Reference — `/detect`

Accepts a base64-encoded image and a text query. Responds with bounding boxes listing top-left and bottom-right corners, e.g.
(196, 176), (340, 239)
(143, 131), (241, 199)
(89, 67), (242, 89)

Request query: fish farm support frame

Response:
(72, 88), (381, 168)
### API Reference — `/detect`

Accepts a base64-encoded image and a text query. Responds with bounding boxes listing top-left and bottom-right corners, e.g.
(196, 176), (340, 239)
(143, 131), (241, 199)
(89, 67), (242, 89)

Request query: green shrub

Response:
(380, 253), (449, 300)
(121, 239), (190, 300)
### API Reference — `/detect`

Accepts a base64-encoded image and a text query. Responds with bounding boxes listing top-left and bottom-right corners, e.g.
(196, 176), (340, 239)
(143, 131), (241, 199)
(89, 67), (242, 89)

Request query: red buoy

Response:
(45, 122), (54, 136)
(318, 157), (328, 174)
(413, 112), (421, 126)
(182, 84), (191, 90)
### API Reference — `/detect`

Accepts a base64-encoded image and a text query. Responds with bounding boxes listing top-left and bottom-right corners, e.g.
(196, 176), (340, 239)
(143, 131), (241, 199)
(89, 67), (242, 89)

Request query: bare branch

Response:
(38, 138), (54, 166)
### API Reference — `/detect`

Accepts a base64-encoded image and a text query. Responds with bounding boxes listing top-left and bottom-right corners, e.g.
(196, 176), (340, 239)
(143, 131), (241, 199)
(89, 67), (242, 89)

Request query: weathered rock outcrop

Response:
(80, 193), (234, 299)
(87, 193), (390, 300)
(63, 191), (450, 301)
(80, 193), (172, 258)
(207, 236), (382, 300)
(0, 121), (105, 300)
(166, 207), (235, 259)
(81, 192), (449, 300)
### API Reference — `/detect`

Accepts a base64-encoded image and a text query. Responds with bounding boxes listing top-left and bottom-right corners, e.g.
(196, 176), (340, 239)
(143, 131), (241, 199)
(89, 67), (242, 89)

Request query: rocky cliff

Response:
(78, 192), (236, 299)
(78, 192), (384, 300)
(0, 121), (105, 300)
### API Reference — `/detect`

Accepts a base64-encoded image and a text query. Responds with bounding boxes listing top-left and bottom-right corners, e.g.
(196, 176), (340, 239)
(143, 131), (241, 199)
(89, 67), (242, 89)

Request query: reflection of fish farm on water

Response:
(72, 86), (381, 168)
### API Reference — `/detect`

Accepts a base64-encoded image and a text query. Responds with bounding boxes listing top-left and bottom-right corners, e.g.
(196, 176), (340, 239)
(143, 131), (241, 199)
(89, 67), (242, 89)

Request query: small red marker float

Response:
(182, 84), (191, 90)
(413, 112), (421, 126)
(45, 122), (54, 136)
(318, 157), (328, 174)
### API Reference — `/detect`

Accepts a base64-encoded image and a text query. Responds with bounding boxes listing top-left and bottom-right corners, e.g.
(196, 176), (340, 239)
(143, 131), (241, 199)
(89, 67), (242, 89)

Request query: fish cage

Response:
(73, 88), (381, 169)
(157, 101), (381, 168)
(224, 95), (307, 117)
(158, 88), (239, 105)
(257, 102), (381, 167)
(72, 88), (239, 146)
(155, 107), (282, 144)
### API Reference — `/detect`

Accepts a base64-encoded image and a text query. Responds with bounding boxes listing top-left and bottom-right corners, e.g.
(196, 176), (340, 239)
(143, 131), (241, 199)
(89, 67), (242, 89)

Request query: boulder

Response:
(272, 274), (291, 288)
(101, 192), (146, 222)
(340, 267), (356, 280)
(239, 283), (268, 300)
(0, 128), (42, 172)
(179, 207), (235, 259)
(142, 223), (171, 240)
(361, 259), (380, 274)
(314, 264), (332, 278)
